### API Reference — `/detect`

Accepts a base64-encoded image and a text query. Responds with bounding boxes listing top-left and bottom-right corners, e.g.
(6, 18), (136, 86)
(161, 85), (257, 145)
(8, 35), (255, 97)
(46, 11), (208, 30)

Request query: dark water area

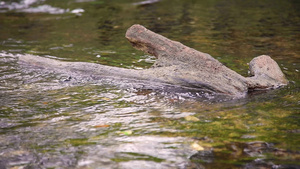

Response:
(0, 0), (299, 168)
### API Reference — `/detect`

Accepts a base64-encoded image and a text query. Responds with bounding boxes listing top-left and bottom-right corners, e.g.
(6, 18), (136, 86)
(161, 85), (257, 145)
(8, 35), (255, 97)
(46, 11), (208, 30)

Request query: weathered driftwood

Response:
(125, 24), (288, 96)
(18, 24), (288, 97)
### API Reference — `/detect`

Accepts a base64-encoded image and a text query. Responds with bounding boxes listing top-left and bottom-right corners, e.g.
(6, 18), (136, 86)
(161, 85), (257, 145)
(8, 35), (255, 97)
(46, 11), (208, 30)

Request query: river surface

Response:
(0, 0), (299, 168)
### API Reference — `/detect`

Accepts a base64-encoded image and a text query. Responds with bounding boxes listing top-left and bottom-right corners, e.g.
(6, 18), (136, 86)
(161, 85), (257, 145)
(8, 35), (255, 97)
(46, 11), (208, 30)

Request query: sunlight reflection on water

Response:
(78, 136), (195, 169)
(0, 52), (199, 168)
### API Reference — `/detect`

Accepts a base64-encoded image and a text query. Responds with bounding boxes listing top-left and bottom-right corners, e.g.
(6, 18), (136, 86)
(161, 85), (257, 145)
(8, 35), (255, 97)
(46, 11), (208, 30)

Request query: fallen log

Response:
(125, 24), (288, 96)
(18, 24), (288, 97)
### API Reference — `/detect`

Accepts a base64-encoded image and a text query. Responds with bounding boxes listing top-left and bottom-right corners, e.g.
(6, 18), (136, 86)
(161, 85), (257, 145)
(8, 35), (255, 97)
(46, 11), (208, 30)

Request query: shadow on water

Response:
(0, 0), (299, 168)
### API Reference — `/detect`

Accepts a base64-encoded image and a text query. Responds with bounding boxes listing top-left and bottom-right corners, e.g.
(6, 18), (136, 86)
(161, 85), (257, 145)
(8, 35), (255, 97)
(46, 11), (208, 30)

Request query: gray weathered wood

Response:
(125, 24), (288, 96)
(18, 24), (288, 97)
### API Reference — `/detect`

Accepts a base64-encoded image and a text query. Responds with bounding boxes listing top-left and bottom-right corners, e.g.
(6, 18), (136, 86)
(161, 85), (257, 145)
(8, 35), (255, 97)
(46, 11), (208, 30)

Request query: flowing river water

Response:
(0, 0), (299, 168)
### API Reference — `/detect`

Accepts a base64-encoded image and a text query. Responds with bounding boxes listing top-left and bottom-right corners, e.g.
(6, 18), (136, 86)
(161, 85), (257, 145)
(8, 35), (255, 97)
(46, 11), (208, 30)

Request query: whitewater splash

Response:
(0, 0), (84, 14)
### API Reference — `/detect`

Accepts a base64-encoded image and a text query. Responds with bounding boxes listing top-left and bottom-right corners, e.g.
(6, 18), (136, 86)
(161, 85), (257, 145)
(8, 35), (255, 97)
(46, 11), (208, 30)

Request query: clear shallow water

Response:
(0, 0), (299, 168)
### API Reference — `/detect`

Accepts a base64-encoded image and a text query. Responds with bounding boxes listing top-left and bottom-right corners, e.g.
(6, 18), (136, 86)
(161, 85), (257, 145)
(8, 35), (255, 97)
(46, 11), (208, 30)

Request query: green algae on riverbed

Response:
(0, 0), (299, 168)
